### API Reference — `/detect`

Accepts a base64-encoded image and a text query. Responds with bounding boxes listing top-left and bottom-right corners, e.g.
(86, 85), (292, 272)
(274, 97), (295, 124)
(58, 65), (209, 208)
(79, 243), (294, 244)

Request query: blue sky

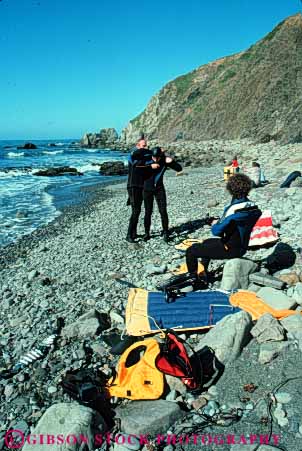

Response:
(0, 0), (299, 140)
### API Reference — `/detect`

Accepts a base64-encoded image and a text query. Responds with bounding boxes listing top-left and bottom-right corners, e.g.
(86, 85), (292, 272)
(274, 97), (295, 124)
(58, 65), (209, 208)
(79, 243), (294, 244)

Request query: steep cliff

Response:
(121, 14), (302, 146)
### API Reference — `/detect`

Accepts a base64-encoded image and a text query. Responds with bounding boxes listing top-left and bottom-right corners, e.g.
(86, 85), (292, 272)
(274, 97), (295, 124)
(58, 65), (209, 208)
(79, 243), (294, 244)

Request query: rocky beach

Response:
(1, 141), (302, 451)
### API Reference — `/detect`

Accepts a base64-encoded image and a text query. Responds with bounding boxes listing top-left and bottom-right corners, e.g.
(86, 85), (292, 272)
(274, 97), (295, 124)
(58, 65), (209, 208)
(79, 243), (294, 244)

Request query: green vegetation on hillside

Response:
(174, 72), (195, 95)
(123, 14), (302, 145)
(220, 69), (237, 83)
(263, 19), (286, 42)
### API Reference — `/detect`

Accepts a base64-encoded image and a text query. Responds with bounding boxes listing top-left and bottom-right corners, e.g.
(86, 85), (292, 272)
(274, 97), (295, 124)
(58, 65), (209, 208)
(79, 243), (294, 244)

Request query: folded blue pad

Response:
(147, 290), (240, 331)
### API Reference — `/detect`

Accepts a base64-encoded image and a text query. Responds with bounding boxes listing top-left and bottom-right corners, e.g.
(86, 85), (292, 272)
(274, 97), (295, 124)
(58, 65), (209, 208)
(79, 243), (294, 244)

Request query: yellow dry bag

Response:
(224, 166), (239, 181)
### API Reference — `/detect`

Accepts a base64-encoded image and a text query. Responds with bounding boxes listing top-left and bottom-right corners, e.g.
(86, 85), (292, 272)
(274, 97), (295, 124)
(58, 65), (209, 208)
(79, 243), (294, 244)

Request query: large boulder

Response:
(195, 311), (253, 365)
(22, 403), (106, 451)
(280, 314), (302, 333)
(115, 400), (184, 435)
(257, 287), (297, 310)
(99, 161), (127, 176)
(220, 258), (258, 290)
(291, 282), (302, 305)
(33, 167), (83, 177)
(250, 313), (285, 343)
(62, 309), (111, 339)
(280, 314), (302, 352)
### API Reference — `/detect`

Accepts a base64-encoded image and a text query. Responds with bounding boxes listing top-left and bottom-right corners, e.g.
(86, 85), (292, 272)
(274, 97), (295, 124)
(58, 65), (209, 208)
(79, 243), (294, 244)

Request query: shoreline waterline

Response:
(0, 176), (127, 269)
(0, 139), (128, 248)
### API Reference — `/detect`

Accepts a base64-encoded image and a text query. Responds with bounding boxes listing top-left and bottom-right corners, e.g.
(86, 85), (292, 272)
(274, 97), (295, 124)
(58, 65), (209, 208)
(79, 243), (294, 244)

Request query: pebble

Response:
(207, 385), (218, 397)
(245, 403), (254, 411)
(28, 270), (39, 281)
(166, 390), (177, 401)
(275, 392), (292, 404)
(1, 156), (302, 441)
(289, 419), (300, 433)
(47, 386), (57, 394)
(4, 385), (14, 399)
(110, 311), (125, 324)
(144, 264), (167, 275)
(202, 400), (220, 417)
(273, 405), (289, 427)
(191, 396), (207, 410)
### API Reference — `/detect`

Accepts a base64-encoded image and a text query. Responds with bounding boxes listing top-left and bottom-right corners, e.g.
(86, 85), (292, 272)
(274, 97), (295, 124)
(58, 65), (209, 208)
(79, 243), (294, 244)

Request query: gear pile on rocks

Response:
(1, 142), (302, 451)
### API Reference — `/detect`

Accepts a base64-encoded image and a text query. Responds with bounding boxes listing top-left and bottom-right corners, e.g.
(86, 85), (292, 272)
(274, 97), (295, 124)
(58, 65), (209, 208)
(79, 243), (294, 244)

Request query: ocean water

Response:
(0, 139), (128, 247)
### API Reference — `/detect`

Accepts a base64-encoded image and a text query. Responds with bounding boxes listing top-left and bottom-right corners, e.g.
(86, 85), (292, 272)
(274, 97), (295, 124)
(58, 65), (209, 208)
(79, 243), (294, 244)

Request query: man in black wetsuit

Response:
(143, 147), (182, 242)
(126, 139), (158, 243)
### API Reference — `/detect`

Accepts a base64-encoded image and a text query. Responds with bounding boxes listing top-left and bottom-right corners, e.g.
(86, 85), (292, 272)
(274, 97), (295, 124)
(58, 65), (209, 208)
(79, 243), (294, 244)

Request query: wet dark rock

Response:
(99, 161), (127, 176)
(17, 143), (37, 149)
(33, 167), (83, 177)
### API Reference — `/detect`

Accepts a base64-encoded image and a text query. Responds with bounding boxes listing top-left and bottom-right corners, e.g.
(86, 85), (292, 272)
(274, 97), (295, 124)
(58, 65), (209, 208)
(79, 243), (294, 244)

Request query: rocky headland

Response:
(120, 14), (302, 147)
(80, 13), (302, 172)
(1, 142), (302, 450)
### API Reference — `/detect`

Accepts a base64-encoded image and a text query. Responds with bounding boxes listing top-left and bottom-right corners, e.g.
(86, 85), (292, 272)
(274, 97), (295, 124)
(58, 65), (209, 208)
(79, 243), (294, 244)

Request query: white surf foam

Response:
(7, 152), (25, 157)
(43, 150), (64, 155)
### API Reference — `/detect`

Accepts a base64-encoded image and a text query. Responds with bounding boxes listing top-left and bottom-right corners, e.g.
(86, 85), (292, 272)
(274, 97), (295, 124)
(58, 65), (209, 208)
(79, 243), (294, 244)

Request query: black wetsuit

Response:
(143, 157), (182, 235)
(127, 147), (152, 239)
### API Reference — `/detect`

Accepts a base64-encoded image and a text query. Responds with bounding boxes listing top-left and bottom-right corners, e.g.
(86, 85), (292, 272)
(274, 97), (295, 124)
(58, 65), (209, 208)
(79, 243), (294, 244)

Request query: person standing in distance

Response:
(126, 137), (159, 242)
(143, 147), (182, 242)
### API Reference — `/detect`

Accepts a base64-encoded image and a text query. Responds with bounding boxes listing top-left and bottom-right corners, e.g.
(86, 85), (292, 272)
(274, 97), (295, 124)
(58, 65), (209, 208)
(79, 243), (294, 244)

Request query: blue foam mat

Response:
(147, 290), (240, 330)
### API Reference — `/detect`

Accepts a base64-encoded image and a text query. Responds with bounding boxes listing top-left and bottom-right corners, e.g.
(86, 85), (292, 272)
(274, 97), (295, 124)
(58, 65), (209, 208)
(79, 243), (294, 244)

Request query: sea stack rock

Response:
(80, 128), (118, 148)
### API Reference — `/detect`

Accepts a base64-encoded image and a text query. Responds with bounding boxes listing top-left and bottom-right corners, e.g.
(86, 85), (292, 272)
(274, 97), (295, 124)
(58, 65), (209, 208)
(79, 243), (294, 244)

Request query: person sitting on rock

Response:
(244, 161), (262, 188)
(185, 173), (262, 284)
(243, 161), (268, 187)
(143, 147), (182, 242)
(126, 137), (159, 243)
(259, 164), (267, 185)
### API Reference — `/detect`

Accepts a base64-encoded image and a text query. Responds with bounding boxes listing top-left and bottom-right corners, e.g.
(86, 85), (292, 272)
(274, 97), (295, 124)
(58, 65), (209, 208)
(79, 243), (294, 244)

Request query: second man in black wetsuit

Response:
(143, 147), (182, 242)
(126, 138), (160, 242)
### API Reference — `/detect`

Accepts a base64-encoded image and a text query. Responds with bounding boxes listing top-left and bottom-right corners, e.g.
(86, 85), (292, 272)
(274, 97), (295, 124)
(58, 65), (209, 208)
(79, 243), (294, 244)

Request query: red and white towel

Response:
(249, 210), (279, 247)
